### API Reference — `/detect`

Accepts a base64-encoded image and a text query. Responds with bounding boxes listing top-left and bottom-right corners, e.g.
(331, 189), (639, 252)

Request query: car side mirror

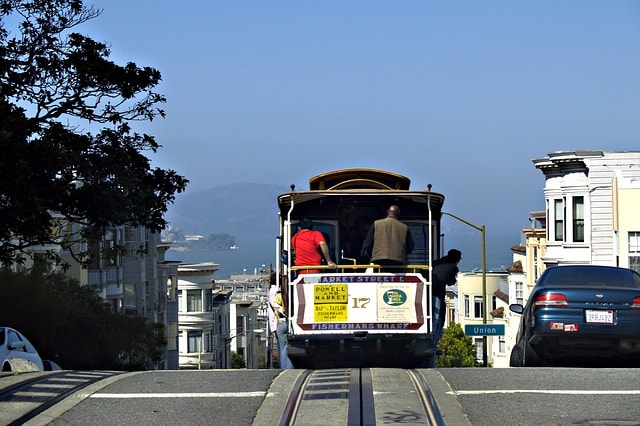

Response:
(8, 340), (25, 351)
(509, 304), (524, 314)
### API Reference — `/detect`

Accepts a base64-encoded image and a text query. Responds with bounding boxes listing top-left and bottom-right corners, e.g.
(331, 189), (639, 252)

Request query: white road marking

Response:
(87, 391), (269, 398)
(451, 390), (640, 395)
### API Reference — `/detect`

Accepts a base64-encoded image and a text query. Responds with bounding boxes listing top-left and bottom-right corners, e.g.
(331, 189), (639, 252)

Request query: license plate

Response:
(585, 309), (614, 324)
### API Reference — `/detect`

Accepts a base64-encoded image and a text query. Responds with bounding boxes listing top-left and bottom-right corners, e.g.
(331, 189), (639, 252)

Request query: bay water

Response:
(165, 245), (275, 278)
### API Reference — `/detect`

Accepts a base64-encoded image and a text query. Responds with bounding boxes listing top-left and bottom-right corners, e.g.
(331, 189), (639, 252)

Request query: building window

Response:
(204, 290), (212, 312)
(498, 337), (506, 354)
(32, 252), (53, 273)
(474, 337), (483, 362)
(124, 226), (136, 253)
(515, 281), (524, 305)
(473, 296), (483, 319)
(629, 232), (640, 274)
(237, 316), (245, 334)
(554, 199), (564, 241)
(187, 330), (202, 353)
(187, 290), (202, 312)
(124, 282), (136, 315)
(572, 196), (584, 242)
(105, 239), (118, 266)
(204, 330), (213, 352)
(178, 291), (183, 312)
(167, 323), (178, 351)
(464, 295), (470, 318)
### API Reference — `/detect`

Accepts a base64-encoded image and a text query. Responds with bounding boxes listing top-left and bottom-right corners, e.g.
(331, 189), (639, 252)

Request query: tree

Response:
(0, 0), (188, 266)
(0, 270), (165, 370)
(436, 322), (477, 367)
(231, 352), (246, 369)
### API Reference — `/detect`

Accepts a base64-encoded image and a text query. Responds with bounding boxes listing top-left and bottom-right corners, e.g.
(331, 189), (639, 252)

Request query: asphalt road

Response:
(433, 367), (640, 425)
(3, 367), (640, 425)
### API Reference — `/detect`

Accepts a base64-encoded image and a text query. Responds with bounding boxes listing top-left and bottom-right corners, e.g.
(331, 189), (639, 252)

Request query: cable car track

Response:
(0, 370), (121, 425)
(278, 368), (444, 425)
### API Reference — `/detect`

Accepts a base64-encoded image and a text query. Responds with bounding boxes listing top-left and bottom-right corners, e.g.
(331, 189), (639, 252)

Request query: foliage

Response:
(436, 322), (477, 368)
(231, 351), (246, 369)
(0, 270), (165, 370)
(0, 0), (188, 266)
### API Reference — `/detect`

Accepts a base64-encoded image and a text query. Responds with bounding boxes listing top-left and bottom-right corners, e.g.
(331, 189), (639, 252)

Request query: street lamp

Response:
(441, 211), (488, 367)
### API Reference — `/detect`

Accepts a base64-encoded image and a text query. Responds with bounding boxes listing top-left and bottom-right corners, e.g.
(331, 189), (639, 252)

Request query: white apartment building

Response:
(498, 150), (640, 367)
(451, 150), (640, 367)
(230, 299), (265, 368)
(533, 150), (640, 270)
(177, 262), (232, 369)
(214, 274), (269, 368)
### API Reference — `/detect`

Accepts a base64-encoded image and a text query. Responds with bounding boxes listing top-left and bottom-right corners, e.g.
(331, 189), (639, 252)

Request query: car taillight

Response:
(632, 297), (640, 310)
(533, 293), (569, 308)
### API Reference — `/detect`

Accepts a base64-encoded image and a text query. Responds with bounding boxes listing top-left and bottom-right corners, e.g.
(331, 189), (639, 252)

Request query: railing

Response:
(88, 270), (102, 285)
(105, 266), (120, 283)
(291, 264), (430, 273)
(87, 267), (123, 286)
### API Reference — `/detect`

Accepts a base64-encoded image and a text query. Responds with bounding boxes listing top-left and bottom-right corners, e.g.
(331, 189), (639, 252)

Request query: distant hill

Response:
(162, 182), (514, 272)
(163, 182), (289, 252)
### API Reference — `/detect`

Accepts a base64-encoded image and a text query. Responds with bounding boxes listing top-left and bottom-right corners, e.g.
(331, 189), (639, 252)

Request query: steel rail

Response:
(407, 369), (446, 426)
(278, 369), (313, 426)
(2, 371), (121, 425)
(0, 372), (66, 402)
(278, 368), (376, 426)
(347, 368), (376, 426)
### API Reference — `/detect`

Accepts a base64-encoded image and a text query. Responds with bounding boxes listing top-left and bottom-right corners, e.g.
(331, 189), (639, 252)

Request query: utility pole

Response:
(441, 212), (488, 367)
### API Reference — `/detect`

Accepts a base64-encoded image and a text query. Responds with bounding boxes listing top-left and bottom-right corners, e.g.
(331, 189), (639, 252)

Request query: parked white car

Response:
(0, 326), (44, 372)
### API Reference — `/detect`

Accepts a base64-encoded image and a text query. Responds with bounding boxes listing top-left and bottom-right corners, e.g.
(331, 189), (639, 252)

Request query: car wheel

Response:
(2, 362), (12, 372)
(509, 343), (524, 367)
(523, 339), (540, 367)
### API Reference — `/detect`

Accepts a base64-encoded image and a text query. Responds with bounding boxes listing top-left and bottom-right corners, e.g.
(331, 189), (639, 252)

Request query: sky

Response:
(79, 1), (640, 270)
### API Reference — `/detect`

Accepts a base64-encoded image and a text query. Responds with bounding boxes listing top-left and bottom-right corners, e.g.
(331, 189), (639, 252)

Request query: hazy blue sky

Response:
(83, 1), (640, 269)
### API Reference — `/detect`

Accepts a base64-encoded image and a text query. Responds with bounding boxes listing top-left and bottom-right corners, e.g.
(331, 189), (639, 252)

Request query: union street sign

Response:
(464, 324), (505, 336)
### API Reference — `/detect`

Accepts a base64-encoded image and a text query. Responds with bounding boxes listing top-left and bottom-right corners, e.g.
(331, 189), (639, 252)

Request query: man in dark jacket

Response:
(360, 205), (414, 271)
(430, 248), (462, 367)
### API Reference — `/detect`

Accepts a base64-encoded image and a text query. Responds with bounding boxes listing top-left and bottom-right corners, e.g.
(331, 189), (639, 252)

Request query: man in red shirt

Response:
(292, 218), (336, 274)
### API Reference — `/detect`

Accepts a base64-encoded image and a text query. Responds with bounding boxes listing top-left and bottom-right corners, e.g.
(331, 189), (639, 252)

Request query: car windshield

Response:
(540, 266), (640, 288)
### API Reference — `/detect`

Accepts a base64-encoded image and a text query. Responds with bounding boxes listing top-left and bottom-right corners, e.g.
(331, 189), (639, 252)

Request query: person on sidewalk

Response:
(268, 284), (294, 369)
(429, 248), (462, 367)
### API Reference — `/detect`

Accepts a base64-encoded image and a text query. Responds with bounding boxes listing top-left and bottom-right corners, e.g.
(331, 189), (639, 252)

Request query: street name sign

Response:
(464, 324), (505, 336)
